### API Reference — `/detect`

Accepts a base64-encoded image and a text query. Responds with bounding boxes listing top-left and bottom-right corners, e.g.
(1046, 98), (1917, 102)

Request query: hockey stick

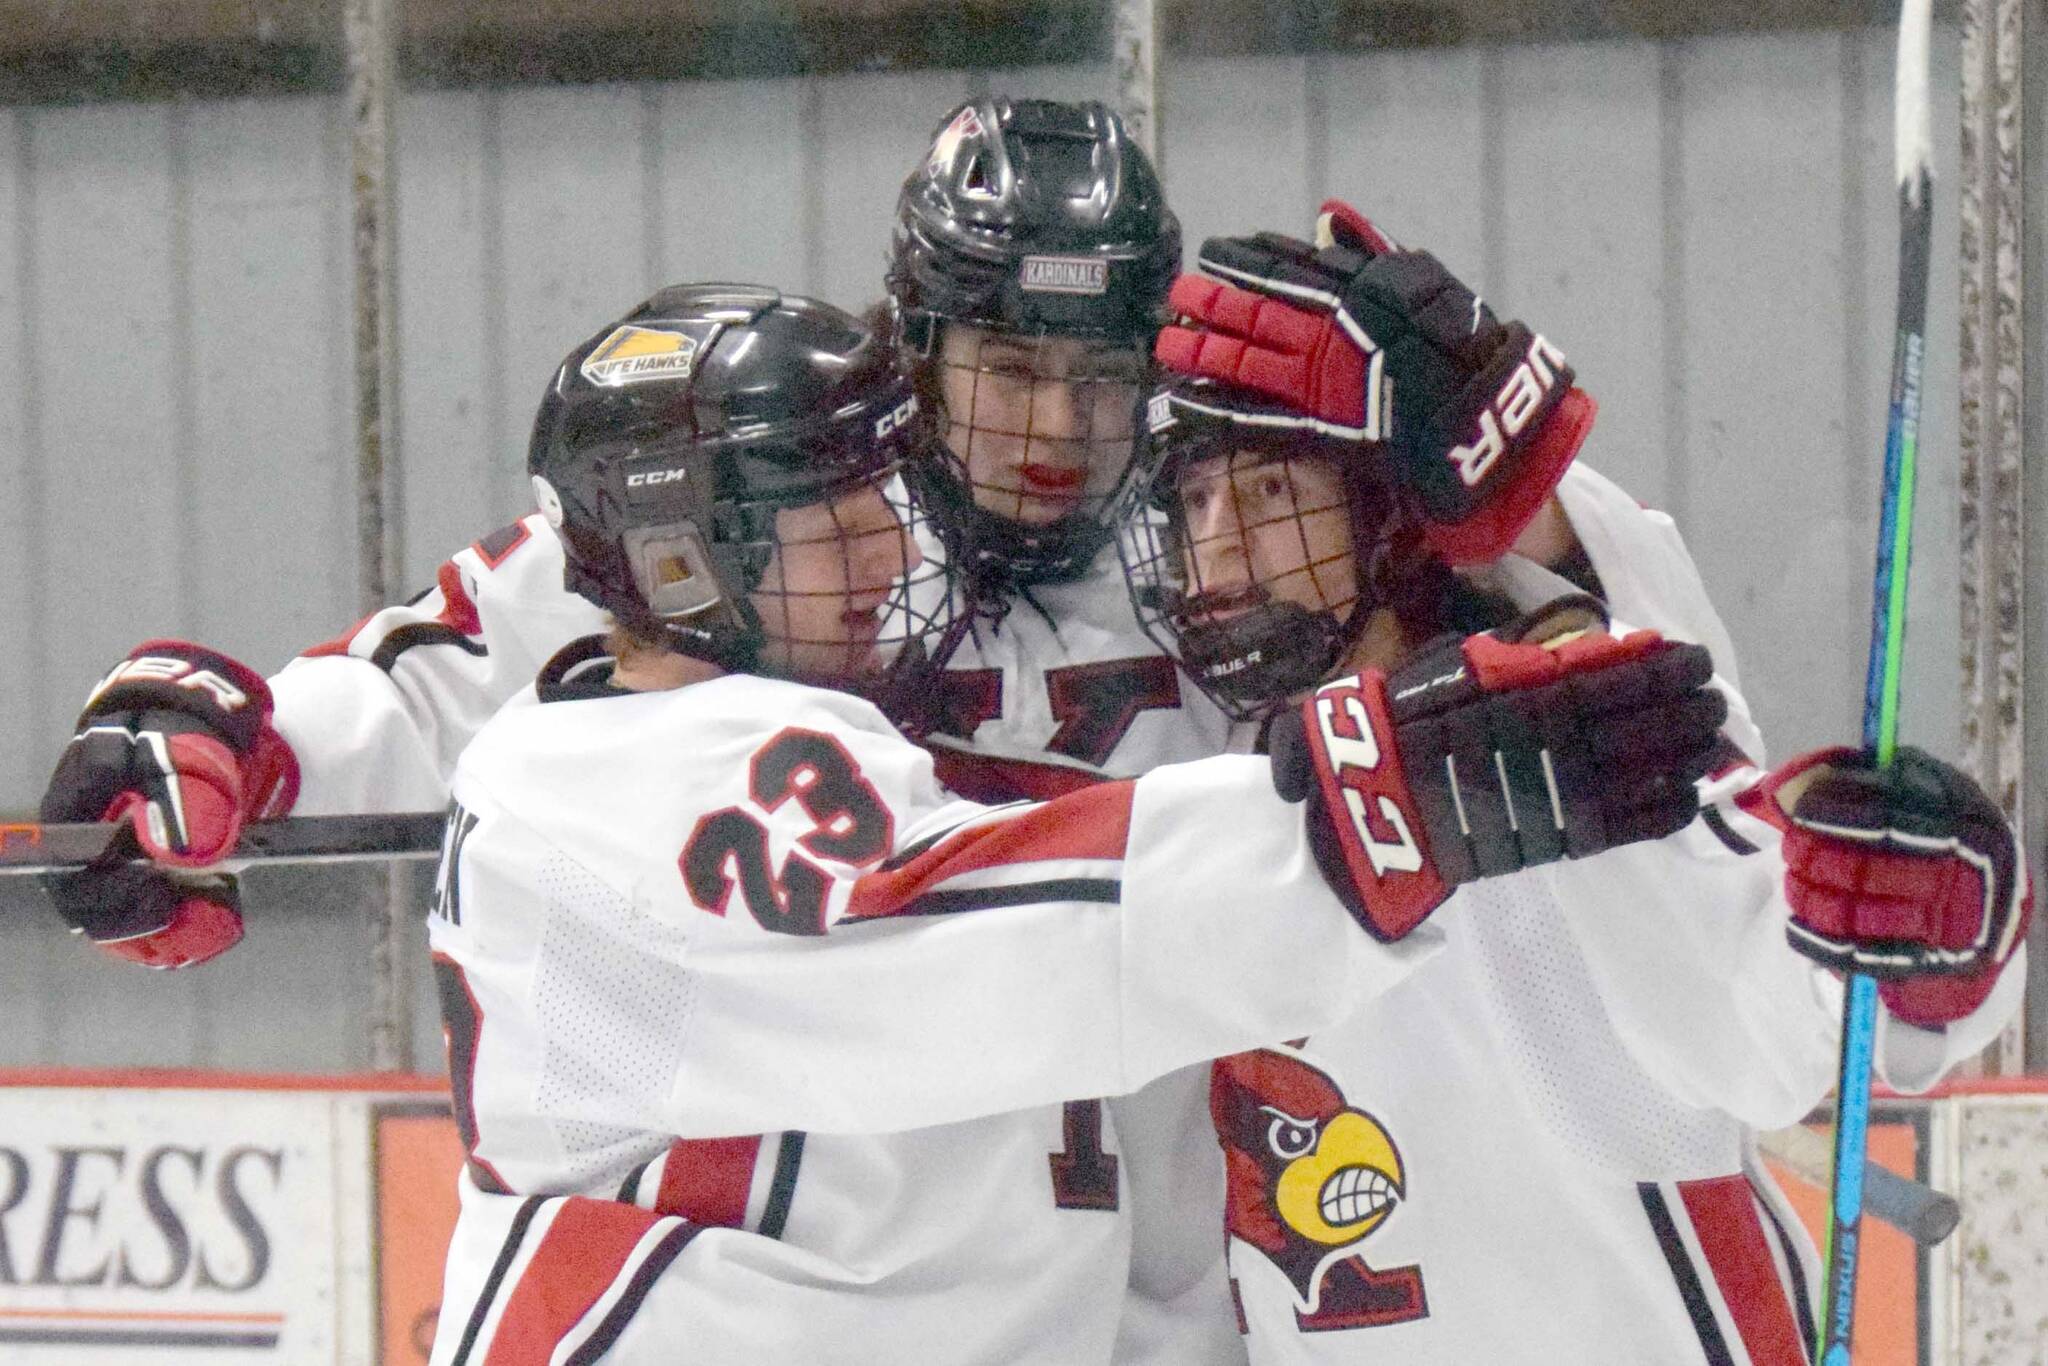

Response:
(1759, 1125), (1959, 1248)
(1819, 0), (1935, 1359)
(0, 813), (447, 878)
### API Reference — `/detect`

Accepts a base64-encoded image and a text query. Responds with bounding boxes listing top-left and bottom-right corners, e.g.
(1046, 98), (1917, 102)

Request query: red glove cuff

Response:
(1422, 387), (1596, 565)
(1302, 672), (1450, 941)
(98, 894), (244, 970)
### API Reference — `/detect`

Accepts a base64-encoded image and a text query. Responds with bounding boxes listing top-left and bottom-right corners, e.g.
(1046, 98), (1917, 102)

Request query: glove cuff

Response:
(1734, 744), (1862, 834)
(82, 640), (277, 754)
(1422, 386), (1596, 565)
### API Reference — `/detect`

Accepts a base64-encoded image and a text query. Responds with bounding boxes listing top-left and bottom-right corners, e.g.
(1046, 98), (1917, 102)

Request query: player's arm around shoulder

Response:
(273, 514), (606, 812)
(1114, 754), (1442, 1082)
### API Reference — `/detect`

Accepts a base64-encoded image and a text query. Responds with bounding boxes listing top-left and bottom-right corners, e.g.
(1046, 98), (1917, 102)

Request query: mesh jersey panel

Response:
(533, 848), (695, 1175)
(1453, 872), (1743, 1178)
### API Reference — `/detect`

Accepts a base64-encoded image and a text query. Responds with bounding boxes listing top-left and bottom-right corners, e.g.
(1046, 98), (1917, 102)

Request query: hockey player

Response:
(1131, 208), (2033, 1364)
(423, 284), (1726, 1364)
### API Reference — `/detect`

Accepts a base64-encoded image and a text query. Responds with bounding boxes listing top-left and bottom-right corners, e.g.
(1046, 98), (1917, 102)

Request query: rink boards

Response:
(0, 1070), (2039, 1365)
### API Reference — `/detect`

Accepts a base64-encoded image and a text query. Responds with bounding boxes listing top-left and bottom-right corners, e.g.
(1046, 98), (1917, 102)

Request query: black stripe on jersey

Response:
(563, 1221), (705, 1366)
(876, 877), (1122, 919)
(617, 1157), (653, 1207)
(1753, 1184), (1817, 1359)
(434, 804), (479, 927)
(1639, 1183), (1738, 1366)
(877, 804), (1033, 872)
(757, 1131), (806, 1240)
(1701, 806), (1761, 857)
(449, 1195), (546, 1366)
(370, 622), (488, 672)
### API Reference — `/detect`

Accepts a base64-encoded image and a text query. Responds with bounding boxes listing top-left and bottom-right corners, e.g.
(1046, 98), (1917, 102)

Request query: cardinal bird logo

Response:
(1212, 1048), (1427, 1328)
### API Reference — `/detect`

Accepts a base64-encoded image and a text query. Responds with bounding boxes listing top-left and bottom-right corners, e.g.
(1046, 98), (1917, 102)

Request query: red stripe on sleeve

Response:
(844, 780), (1135, 922)
(482, 1199), (670, 1366)
(435, 561), (484, 637)
(301, 611), (376, 660)
(651, 1136), (761, 1228)
(1677, 1175), (1809, 1366)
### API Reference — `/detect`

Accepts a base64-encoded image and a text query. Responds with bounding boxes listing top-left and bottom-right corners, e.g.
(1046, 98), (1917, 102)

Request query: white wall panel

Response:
(812, 69), (973, 310)
(1675, 30), (1867, 753)
(25, 103), (189, 742)
(650, 76), (810, 292)
(1313, 45), (1490, 279)
(1496, 38), (1672, 512)
(396, 88), (500, 586)
(1161, 54), (1314, 257)
(0, 111), (41, 810)
(183, 96), (355, 664)
(492, 84), (656, 530)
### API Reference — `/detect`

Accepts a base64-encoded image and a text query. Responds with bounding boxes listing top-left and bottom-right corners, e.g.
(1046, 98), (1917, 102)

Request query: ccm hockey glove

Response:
(1155, 199), (1594, 565)
(1270, 598), (1724, 941)
(38, 641), (299, 968)
(1746, 746), (2034, 1026)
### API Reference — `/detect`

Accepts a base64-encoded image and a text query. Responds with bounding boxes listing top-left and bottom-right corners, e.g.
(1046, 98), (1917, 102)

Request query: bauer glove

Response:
(38, 641), (299, 968)
(1270, 597), (1725, 941)
(1746, 746), (2033, 1026)
(1155, 199), (1594, 564)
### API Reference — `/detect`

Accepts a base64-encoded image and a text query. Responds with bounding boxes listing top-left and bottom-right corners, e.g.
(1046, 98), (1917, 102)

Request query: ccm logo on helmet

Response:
(1447, 334), (1567, 489)
(874, 395), (919, 439)
(626, 467), (689, 488)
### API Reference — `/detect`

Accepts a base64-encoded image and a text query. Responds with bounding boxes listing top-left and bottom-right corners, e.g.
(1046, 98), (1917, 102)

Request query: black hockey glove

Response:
(1743, 745), (2033, 1026)
(1155, 199), (1593, 564)
(38, 641), (298, 968)
(1270, 598), (1724, 941)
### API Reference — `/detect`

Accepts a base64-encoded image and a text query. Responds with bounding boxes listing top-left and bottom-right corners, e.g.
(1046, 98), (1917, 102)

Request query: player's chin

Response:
(978, 485), (1085, 527)
(766, 636), (884, 687)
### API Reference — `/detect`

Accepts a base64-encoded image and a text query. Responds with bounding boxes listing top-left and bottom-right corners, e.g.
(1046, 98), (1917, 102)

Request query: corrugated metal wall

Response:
(0, 27), (1965, 1068)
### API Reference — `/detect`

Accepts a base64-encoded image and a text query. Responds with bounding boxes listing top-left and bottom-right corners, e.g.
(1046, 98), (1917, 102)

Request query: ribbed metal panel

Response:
(0, 28), (1967, 1067)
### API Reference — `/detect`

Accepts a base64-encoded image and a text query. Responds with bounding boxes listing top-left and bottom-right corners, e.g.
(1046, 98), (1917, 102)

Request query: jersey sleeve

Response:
(1541, 761), (2029, 1131)
(442, 708), (1435, 1141)
(270, 516), (607, 814)
(1525, 769), (1842, 1132)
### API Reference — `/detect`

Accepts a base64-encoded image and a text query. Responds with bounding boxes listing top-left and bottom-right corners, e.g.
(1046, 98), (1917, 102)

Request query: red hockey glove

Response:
(38, 641), (299, 968)
(1269, 598), (1724, 941)
(1746, 746), (2033, 1027)
(1155, 199), (1594, 565)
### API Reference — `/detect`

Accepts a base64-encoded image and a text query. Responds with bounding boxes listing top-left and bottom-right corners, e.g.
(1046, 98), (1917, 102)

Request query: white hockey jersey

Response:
(426, 669), (1430, 1365)
(1209, 465), (2026, 1365)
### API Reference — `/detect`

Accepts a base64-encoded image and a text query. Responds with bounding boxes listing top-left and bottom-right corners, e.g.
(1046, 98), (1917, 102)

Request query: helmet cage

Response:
(1121, 394), (1411, 722)
(911, 322), (1149, 585)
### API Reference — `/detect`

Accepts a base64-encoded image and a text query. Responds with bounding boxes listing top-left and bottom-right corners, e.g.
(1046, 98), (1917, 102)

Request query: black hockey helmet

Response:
(528, 283), (951, 695)
(888, 98), (1181, 586)
(1121, 375), (1432, 720)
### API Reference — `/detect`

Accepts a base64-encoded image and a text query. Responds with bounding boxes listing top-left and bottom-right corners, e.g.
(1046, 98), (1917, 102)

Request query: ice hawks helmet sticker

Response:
(1212, 1048), (1429, 1329)
(580, 325), (699, 388)
(1019, 255), (1109, 295)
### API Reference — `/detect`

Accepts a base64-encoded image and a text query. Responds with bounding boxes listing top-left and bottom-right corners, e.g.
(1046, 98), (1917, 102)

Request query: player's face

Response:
(751, 479), (924, 682)
(935, 324), (1145, 527)
(1175, 448), (1357, 623)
